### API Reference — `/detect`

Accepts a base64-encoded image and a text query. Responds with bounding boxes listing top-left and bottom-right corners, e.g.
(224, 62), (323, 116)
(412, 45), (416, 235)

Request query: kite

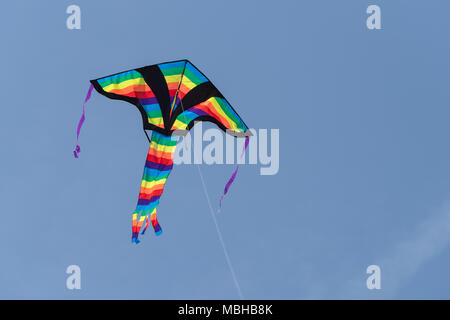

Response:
(74, 59), (251, 243)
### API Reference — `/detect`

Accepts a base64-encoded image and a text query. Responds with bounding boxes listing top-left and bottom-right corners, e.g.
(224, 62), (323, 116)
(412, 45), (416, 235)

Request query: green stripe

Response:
(215, 98), (245, 129)
(183, 69), (204, 85)
(150, 137), (178, 147)
(98, 71), (143, 88)
(146, 110), (163, 118)
(175, 114), (191, 125)
(142, 173), (170, 182)
(161, 67), (184, 76)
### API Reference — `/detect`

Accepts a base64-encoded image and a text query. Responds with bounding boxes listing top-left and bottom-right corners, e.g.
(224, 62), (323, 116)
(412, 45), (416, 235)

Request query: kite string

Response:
(178, 98), (244, 299)
(170, 60), (187, 117)
(143, 129), (151, 143)
(73, 84), (94, 158)
(196, 165), (244, 300)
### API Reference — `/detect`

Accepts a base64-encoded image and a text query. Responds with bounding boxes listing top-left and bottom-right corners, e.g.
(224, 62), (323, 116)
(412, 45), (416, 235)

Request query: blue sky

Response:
(0, 0), (450, 299)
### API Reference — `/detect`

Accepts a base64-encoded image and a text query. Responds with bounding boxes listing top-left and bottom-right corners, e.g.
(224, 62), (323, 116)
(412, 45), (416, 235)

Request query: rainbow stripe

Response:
(92, 60), (250, 136)
(159, 61), (208, 115)
(97, 70), (164, 129)
(172, 96), (247, 132)
(131, 131), (178, 243)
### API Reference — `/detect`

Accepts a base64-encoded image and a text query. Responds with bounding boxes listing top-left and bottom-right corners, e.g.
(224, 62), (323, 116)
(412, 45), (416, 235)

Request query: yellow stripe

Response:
(181, 76), (197, 90)
(141, 179), (169, 189)
(149, 143), (177, 152)
(164, 75), (182, 84)
(103, 78), (147, 92)
(207, 98), (239, 130)
(172, 119), (187, 130)
(166, 75), (197, 90)
(147, 116), (164, 127)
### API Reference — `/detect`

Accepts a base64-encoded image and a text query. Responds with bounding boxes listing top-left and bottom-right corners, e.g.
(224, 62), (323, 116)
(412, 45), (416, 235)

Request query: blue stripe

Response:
(158, 61), (186, 70)
(143, 104), (161, 113)
(97, 70), (141, 85)
(185, 62), (208, 83)
(143, 167), (171, 178)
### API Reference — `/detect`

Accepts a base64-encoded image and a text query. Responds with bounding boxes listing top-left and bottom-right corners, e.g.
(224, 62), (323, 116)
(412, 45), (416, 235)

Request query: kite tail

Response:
(132, 131), (178, 243)
(218, 136), (250, 214)
(73, 84), (94, 158)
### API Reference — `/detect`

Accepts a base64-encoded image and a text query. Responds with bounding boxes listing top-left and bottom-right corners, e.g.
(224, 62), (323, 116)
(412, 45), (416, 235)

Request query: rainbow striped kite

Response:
(74, 59), (251, 243)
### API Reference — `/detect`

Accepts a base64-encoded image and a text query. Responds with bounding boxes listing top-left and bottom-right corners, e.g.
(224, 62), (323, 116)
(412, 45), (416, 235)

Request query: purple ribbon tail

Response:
(73, 84), (94, 158)
(217, 136), (250, 214)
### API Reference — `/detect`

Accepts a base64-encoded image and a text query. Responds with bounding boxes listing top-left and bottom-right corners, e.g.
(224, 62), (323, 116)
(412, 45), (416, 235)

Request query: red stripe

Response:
(139, 187), (164, 200)
(195, 101), (232, 129)
(147, 153), (175, 165)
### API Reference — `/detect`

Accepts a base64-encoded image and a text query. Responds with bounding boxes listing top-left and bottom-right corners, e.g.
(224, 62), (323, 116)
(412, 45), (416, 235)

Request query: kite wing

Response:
(90, 59), (251, 136)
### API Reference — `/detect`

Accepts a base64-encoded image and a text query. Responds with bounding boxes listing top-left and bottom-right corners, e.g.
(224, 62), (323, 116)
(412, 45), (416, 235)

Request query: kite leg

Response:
(131, 211), (139, 243)
(141, 208), (161, 235)
(150, 209), (163, 236)
(141, 215), (150, 235)
(132, 211), (145, 243)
